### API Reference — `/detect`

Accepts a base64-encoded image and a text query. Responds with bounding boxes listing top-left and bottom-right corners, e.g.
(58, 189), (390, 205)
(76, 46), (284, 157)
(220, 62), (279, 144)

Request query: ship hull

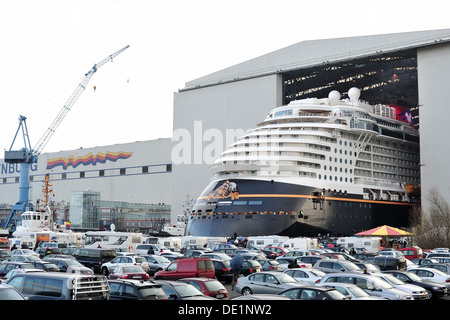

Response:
(185, 179), (413, 237)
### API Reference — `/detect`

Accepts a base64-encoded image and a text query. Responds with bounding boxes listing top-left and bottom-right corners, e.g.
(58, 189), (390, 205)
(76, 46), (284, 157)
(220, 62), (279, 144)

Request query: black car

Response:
(0, 262), (34, 278)
(71, 248), (117, 273)
(109, 279), (167, 300)
(211, 259), (232, 283)
(383, 270), (448, 299)
(34, 247), (62, 258)
(297, 255), (329, 265)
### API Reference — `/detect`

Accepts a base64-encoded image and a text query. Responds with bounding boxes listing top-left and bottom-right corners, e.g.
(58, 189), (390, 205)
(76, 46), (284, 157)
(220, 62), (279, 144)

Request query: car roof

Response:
(108, 279), (161, 287)
(179, 277), (217, 282)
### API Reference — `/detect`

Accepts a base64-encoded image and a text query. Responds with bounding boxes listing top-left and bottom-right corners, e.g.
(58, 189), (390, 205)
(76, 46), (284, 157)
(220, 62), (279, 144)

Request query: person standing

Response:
(230, 254), (244, 291)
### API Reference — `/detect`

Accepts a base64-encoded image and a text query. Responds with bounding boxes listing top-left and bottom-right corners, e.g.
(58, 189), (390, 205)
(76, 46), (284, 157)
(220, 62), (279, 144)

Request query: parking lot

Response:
(2, 235), (450, 301)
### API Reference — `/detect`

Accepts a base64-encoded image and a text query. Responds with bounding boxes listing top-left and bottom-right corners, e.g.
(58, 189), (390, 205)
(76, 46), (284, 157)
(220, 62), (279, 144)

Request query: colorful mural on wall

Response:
(46, 151), (133, 170)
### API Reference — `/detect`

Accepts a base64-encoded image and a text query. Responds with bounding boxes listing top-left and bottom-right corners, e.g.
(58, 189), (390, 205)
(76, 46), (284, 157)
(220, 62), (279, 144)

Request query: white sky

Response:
(0, 0), (447, 154)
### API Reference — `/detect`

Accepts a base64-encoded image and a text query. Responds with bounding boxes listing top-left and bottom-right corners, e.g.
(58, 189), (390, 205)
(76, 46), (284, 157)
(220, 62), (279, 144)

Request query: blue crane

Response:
(2, 45), (130, 231)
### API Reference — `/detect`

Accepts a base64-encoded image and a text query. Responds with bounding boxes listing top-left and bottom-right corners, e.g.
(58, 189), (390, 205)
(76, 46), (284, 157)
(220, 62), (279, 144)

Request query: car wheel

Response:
(425, 290), (432, 299)
(242, 287), (253, 296)
(101, 267), (109, 276)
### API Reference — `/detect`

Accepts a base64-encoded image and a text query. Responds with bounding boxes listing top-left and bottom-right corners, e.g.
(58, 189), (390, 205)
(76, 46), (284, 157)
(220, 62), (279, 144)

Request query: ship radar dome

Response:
(328, 90), (341, 101)
(348, 87), (361, 101)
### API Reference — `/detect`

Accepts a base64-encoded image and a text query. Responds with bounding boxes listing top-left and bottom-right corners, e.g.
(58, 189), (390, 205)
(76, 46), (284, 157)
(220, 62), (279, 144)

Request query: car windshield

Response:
(310, 270), (326, 277)
(174, 284), (203, 297)
(204, 280), (226, 291)
(347, 286), (371, 298)
(153, 255), (170, 263)
(340, 261), (361, 271)
(372, 277), (394, 289)
(382, 274), (405, 285)
(277, 273), (297, 283)
(135, 257), (147, 263)
(138, 286), (166, 298)
(0, 287), (24, 300)
(65, 260), (84, 267)
(403, 272), (422, 281)
(122, 266), (144, 273)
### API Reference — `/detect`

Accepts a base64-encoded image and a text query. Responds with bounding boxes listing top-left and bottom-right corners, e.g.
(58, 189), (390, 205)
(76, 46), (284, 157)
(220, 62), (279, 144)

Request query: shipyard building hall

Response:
(2, 29), (449, 236)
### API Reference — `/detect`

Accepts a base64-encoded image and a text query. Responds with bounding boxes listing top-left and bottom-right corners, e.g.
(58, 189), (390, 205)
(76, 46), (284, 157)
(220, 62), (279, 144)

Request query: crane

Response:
(2, 45), (130, 231)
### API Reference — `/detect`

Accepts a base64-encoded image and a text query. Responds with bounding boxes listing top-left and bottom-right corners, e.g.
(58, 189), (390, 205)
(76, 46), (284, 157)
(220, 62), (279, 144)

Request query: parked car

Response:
(239, 260), (263, 276)
(154, 257), (215, 280)
(408, 267), (450, 287)
(180, 245), (212, 254)
(0, 262), (34, 278)
(383, 270), (448, 299)
(312, 260), (362, 273)
(278, 285), (348, 300)
(398, 246), (423, 260)
(211, 259), (232, 284)
(318, 272), (414, 300)
(371, 272), (430, 300)
(284, 268), (326, 285)
(71, 248), (117, 273)
(0, 283), (27, 300)
(283, 250), (313, 258)
(108, 279), (167, 300)
(418, 263), (450, 275)
(3, 268), (45, 281)
(135, 244), (171, 256)
(264, 246), (289, 256)
(322, 252), (361, 262)
(34, 247), (63, 258)
(235, 271), (305, 295)
(354, 262), (380, 273)
(426, 252), (450, 259)
(210, 243), (237, 252)
(200, 252), (232, 261)
(108, 265), (150, 280)
(363, 256), (407, 271)
(6, 272), (110, 300)
(232, 294), (291, 300)
(320, 283), (387, 300)
(11, 249), (39, 257)
(258, 249), (280, 259)
(44, 257), (94, 275)
(101, 255), (150, 276)
(276, 257), (311, 270)
(7, 255), (42, 263)
(153, 280), (217, 300)
(411, 258), (439, 266)
(142, 254), (171, 274)
(297, 255), (329, 265)
(29, 261), (60, 272)
(179, 277), (228, 299)
(255, 259), (283, 272)
(0, 250), (12, 261)
(352, 252), (378, 261)
(183, 250), (207, 258)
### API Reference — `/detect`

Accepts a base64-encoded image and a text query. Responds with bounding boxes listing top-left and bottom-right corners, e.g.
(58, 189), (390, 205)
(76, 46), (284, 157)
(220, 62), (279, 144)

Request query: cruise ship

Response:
(185, 88), (420, 237)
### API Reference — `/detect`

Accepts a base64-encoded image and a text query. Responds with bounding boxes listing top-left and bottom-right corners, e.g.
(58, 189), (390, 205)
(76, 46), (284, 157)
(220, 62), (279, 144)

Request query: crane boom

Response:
(33, 44), (130, 156)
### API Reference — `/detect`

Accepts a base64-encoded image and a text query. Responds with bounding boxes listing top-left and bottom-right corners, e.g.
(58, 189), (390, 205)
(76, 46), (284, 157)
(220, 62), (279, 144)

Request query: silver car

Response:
(318, 272), (413, 300)
(235, 271), (305, 295)
(372, 272), (429, 300)
(142, 254), (170, 274)
(320, 283), (387, 300)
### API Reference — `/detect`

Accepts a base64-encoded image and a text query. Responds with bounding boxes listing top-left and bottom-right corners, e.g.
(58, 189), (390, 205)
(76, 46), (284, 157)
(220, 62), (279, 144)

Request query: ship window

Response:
(318, 174), (321, 179)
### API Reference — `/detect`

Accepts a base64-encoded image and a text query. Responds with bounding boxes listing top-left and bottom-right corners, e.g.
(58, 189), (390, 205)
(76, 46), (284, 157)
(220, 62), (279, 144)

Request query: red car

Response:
(179, 277), (229, 299)
(264, 246), (289, 256)
(108, 265), (150, 280)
